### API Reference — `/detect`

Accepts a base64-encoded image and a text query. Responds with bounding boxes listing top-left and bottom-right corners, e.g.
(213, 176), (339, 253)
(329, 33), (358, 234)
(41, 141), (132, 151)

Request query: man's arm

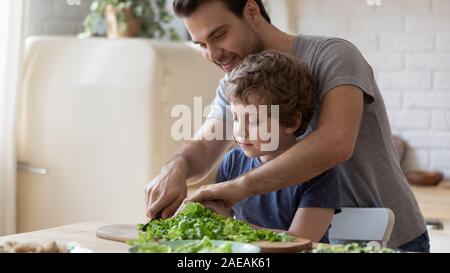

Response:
(244, 85), (363, 194)
(184, 85), (363, 206)
(146, 118), (233, 219)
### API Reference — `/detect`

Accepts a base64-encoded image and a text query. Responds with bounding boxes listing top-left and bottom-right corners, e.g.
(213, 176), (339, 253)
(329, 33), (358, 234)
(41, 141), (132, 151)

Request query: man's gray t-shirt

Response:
(207, 35), (426, 248)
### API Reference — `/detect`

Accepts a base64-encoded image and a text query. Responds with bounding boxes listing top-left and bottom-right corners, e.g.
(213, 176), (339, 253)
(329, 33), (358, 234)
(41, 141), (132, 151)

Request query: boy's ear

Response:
(284, 112), (302, 135)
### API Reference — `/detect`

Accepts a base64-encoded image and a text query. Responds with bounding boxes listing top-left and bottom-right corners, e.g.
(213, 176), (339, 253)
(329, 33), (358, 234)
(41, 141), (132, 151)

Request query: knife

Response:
(141, 212), (163, 231)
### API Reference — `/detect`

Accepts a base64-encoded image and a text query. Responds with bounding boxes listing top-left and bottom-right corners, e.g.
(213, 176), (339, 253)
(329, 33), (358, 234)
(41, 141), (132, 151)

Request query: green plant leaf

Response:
(81, 0), (180, 40)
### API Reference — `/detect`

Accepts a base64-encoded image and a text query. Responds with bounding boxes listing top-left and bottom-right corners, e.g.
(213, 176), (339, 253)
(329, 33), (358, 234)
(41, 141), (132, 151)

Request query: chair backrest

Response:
(328, 207), (395, 247)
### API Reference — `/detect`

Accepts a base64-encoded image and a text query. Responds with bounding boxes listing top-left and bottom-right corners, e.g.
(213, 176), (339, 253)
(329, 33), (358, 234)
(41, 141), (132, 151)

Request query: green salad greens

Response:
(312, 243), (398, 253)
(132, 202), (294, 243)
(130, 237), (233, 253)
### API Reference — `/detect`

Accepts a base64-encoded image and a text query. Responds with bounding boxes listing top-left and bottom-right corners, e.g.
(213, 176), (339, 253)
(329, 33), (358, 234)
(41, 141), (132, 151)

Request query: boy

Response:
(212, 51), (340, 243)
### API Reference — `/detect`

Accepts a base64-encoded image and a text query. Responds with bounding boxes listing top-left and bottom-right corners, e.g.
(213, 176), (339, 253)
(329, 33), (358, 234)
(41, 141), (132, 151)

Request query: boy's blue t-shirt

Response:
(216, 148), (341, 243)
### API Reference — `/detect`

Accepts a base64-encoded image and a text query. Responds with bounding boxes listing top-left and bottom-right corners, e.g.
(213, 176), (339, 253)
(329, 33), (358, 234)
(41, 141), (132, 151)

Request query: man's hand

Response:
(180, 179), (249, 211)
(145, 119), (233, 220)
(145, 157), (189, 219)
(202, 200), (234, 217)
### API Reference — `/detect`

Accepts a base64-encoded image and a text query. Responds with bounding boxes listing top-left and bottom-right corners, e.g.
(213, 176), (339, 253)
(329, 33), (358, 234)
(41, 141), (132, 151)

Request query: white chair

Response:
(328, 207), (395, 248)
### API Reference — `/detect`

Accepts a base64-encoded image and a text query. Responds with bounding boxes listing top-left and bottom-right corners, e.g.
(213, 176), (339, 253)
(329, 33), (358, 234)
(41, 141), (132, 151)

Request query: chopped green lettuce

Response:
(130, 237), (233, 253)
(312, 243), (398, 253)
(131, 202), (295, 244)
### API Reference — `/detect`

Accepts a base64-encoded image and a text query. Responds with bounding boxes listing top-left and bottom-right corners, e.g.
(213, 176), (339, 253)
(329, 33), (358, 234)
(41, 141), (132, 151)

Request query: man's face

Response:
(184, 1), (264, 73)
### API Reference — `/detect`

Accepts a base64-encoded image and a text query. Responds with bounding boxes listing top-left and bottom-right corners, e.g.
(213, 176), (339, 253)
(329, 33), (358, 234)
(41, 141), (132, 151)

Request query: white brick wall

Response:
(432, 111), (450, 130)
(281, 0), (450, 178)
(379, 33), (435, 52)
(435, 72), (450, 89)
(26, 0), (93, 36)
(437, 34), (450, 51)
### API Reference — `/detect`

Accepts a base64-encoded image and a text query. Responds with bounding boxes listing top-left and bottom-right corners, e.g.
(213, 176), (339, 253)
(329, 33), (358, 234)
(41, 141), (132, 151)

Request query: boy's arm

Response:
(202, 201), (333, 242)
(288, 208), (335, 243)
(248, 224), (298, 237)
(249, 208), (334, 242)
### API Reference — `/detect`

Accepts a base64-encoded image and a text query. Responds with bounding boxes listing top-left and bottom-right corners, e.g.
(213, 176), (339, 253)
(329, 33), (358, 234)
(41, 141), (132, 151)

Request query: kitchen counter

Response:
(0, 222), (130, 253)
(411, 180), (450, 222)
(411, 180), (450, 253)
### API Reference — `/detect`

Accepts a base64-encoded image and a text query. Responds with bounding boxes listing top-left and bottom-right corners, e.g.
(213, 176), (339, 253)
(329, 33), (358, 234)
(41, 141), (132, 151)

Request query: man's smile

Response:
(219, 56), (238, 72)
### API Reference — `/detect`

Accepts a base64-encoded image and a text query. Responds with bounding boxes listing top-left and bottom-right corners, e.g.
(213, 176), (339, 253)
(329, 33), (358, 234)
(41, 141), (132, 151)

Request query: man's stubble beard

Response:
(243, 24), (265, 57)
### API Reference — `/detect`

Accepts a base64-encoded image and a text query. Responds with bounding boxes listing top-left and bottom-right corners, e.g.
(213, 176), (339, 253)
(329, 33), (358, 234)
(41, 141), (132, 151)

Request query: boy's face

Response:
(230, 95), (294, 158)
(184, 0), (264, 73)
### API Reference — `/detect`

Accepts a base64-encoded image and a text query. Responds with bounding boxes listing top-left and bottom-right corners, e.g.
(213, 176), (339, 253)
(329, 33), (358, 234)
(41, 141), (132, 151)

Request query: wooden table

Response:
(0, 222), (130, 253)
(0, 222), (318, 253)
(1, 182), (448, 253)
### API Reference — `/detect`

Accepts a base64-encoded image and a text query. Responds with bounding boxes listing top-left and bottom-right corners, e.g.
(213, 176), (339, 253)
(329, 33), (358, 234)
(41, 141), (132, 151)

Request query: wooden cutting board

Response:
(96, 224), (139, 243)
(96, 224), (312, 253)
(252, 238), (312, 253)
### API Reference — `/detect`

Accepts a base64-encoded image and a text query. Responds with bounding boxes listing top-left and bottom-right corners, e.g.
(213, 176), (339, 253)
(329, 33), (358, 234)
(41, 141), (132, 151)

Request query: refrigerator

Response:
(16, 36), (223, 232)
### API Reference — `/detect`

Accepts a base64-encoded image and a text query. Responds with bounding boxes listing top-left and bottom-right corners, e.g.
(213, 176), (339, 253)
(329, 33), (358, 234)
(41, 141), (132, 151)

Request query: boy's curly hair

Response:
(226, 50), (316, 136)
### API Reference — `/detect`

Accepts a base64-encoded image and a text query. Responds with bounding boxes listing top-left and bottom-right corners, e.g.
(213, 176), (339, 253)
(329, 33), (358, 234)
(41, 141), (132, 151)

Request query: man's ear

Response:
(284, 112), (302, 135)
(243, 0), (261, 24)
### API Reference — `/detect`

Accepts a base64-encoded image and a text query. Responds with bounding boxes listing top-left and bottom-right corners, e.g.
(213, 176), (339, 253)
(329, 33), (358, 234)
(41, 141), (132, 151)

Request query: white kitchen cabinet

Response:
(16, 37), (223, 232)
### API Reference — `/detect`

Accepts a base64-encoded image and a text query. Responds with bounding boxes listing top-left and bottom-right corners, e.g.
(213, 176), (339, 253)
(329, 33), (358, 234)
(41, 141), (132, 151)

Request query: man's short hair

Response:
(173, 0), (271, 24)
(226, 51), (316, 136)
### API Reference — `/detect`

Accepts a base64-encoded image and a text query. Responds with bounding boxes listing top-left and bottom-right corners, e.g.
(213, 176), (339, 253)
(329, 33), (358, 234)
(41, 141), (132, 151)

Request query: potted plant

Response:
(80, 0), (179, 40)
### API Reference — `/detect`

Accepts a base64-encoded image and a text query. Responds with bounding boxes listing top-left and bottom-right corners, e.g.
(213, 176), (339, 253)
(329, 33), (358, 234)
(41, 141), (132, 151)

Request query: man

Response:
(145, 0), (429, 252)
